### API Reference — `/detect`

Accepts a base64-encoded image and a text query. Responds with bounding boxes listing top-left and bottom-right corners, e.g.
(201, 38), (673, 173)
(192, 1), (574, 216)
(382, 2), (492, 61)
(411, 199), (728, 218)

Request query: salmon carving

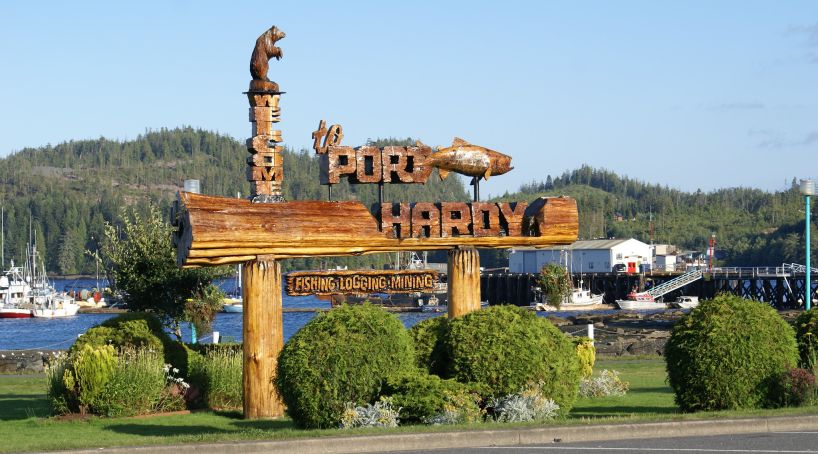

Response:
(426, 137), (513, 181)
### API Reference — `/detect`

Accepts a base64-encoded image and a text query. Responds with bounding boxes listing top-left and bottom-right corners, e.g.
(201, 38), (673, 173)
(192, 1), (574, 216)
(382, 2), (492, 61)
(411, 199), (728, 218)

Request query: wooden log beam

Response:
(242, 257), (285, 419)
(448, 248), (481, 317)
(175, 192), (578, 267)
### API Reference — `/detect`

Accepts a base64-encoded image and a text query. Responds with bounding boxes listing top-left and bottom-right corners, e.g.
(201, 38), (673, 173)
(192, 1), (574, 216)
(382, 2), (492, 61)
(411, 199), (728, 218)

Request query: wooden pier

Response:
(481, 268), (816, 309)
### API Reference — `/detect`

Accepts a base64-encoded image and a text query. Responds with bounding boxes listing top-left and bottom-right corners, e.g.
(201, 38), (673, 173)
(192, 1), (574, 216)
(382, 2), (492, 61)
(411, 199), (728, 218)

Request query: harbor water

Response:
(0, 278), (445, 350)
(0, 277), (658, 351)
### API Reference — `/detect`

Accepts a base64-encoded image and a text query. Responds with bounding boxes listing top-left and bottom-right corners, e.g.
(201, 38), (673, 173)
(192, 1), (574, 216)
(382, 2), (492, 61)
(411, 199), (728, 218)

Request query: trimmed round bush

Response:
(380, 371), (483, 424)
(444, 305), (581, 415)
(70, 312), (196, 377)
(276, 304), (416, 428)
(794, 309), (818, 370)
(409, 316), (449, 375)
(665, 294), (798, 412)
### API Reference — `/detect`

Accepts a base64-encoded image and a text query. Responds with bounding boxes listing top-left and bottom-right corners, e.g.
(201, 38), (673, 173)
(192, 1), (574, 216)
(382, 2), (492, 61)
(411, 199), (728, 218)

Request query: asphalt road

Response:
(387, 430), (818, 454)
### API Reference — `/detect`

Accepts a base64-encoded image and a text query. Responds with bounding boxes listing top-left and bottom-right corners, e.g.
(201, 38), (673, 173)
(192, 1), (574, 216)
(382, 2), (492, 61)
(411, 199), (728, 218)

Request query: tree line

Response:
(1, 131), (812, 274)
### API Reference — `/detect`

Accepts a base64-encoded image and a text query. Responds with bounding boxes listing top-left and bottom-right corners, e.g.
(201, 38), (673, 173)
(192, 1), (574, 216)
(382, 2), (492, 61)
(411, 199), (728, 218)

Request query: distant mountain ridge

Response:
(0, 128), (469, 274)
(0, 131), (812, 273)
(495, 166), (815, 266)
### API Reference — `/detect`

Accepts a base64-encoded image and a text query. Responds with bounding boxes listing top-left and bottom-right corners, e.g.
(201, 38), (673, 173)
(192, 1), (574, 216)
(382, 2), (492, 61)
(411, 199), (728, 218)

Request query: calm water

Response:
(0, 278), (444, 350)
(0, 278), (666, 351)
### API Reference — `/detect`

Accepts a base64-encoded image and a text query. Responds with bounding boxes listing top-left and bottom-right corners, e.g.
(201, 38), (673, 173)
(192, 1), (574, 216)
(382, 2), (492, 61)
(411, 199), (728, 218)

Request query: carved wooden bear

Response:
(250, 25), (285, 84)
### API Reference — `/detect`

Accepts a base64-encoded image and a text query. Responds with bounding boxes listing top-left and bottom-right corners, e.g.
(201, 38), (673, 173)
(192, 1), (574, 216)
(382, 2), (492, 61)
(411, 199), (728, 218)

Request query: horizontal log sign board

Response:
(174, 192), (578, 267)
(286, 269), (439, 296)
(175, 193), (577, 266)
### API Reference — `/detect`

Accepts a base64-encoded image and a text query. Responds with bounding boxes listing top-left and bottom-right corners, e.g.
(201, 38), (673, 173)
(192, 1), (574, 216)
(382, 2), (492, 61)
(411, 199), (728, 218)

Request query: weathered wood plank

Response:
(176, 192), (578, 266)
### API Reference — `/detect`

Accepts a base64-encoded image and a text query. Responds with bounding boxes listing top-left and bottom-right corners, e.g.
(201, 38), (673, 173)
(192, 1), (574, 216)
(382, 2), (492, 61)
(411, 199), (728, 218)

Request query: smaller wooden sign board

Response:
(286, 269), (439, 296)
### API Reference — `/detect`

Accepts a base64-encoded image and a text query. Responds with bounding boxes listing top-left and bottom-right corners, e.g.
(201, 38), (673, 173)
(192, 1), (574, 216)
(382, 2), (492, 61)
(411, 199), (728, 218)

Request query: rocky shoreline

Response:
(2, 310), (803, 374)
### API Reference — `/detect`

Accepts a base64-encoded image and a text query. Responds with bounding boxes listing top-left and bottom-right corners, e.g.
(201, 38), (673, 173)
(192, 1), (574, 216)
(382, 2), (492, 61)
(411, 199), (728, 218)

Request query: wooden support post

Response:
(447, 247), (481, 318)
(242, 257), (284, 419)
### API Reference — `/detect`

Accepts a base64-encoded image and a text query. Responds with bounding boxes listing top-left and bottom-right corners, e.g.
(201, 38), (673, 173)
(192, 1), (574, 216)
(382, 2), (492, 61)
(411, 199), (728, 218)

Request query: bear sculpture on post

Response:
(249, 25), (286, 92)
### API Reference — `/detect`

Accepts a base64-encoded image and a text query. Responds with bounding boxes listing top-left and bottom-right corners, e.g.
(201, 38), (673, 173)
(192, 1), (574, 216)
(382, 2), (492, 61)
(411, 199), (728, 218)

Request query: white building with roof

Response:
(509, 238), (653, 274)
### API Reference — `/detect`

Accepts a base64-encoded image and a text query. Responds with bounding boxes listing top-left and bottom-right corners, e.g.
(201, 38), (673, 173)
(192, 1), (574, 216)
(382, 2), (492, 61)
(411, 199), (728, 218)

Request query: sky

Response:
(1, 1), (817, 197)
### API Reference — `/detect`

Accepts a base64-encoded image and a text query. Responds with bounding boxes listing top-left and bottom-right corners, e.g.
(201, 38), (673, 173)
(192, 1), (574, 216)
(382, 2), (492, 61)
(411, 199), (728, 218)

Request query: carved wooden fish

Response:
(425, 137), (513, 181)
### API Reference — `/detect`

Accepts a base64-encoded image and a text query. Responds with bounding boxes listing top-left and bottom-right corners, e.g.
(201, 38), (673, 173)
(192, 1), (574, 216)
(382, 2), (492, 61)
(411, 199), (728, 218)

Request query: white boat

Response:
(0, 262), (34, 318)
(28, 242), (80, 318)
(616, 291), (668, 310)
(221, 264), (243, 313)
(671, 295), (699, 309)
(0, 238), (80, 318)
(221, 301), (243, 313)
(566, 287), (604, 306)
(31, 296), (80, 317)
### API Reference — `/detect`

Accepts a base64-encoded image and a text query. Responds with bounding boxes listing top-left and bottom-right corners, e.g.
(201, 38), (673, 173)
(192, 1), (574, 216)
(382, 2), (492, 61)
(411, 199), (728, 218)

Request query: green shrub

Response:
(794, 309), (818, 372)
(277, 304), (416, 428)
(62, 344), (118, 414)
(769, 368), (817, 408)
(444, 305), (581, 416)
(572, 337), (596, 378)
(665, 295), (798, 412)
(70, 312), (197, 377)
(46, 353), (71, 415)
(409, 316), (449, 375)
(95, 348), (184, 417)
(380, 372), (483, 424)
(188, 347), (243, 410)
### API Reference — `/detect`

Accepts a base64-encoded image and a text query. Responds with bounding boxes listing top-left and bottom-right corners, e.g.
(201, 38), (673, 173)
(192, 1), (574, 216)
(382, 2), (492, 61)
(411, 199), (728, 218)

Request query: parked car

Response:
(612, 263), (626, 273)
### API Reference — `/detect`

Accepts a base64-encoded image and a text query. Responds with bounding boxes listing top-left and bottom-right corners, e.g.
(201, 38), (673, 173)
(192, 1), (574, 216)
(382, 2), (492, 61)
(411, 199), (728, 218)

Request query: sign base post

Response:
(242, 257), (285, 418)
(447, 247), (482, 318)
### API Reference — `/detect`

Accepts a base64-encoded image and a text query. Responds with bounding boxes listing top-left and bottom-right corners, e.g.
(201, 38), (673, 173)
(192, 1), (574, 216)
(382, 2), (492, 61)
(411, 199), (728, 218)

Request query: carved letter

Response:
(440, 202), (472, 237)
(326, 146), (357, 184)
(355, 146), (383, 183)
(382, 146), (411, 183)
(471, 202), (501, 237)
(499, 202), (527, 236)
(380, 203), (411, 239)
(411, 202), (441, 238)
(311, 120), (328, 154)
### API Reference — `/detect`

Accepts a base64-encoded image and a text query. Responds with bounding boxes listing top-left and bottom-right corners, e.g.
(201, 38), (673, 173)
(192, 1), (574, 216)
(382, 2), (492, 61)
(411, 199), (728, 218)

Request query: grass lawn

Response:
(2, 357), (818, 453)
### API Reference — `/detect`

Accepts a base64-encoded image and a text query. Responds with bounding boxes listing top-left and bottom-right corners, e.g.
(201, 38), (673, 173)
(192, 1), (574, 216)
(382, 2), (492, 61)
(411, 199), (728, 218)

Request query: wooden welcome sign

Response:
(173, 25), (579, 420)
(175, 194), (577, 266)
(286, 269), (439, 296)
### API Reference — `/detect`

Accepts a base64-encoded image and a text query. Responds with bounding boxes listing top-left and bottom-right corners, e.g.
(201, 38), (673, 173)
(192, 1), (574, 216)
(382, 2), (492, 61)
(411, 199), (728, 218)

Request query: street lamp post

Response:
(801, 179), (815, 310)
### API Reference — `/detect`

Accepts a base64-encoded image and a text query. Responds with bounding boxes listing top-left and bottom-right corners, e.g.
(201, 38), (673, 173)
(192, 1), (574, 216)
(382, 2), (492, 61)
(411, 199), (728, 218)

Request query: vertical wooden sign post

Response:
(447, 247), (482, 317)
(175, 25), (579, 420)
(243, 25), (286, 419)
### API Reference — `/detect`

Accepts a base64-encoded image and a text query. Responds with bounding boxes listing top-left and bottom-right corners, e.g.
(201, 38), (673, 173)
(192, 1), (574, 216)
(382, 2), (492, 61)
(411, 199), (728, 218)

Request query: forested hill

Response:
(499, 165), (816, 266)
(0, 128), (468, 274)
(2, 130), (811, 274)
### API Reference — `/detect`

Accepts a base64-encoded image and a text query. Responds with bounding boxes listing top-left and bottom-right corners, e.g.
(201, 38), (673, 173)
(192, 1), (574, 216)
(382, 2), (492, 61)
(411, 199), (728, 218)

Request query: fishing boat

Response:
(27, 241), (79, 318)
(670, 295), (699, 309)
(616, 291), (667, 310)
(0, 235), (79, 318)
(221, 265), (243, 313)
(0, 262), (34, 318)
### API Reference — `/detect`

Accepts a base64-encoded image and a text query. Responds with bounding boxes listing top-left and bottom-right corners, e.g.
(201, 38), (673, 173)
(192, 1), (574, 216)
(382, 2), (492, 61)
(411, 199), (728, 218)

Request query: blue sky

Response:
(1, 1), (816, 197)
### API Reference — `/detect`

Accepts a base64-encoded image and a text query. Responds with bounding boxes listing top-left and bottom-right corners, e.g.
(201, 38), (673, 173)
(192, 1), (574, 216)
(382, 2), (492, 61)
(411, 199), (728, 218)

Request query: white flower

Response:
(172, 367), (179, 374)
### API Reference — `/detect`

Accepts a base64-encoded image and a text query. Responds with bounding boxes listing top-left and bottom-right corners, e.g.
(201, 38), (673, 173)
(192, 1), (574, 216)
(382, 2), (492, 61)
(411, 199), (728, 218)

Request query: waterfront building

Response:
(509, 238), (652, 274)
